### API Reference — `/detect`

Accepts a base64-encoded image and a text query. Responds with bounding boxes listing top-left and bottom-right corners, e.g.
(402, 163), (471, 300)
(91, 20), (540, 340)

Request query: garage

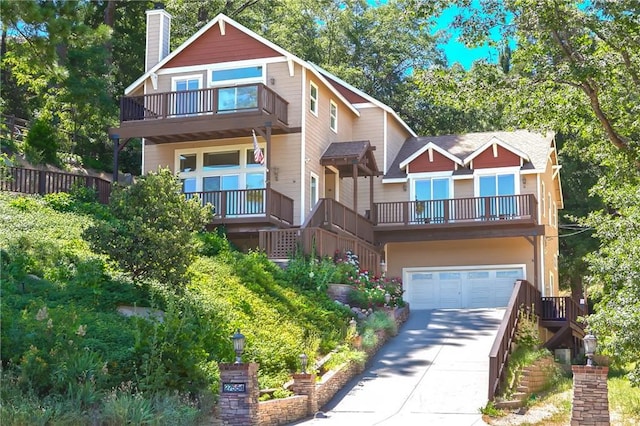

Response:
(403, 266), (525, 309)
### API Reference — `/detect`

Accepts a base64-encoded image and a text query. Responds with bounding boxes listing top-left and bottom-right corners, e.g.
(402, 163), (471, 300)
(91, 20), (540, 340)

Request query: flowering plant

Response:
(332, 250), (404, 308)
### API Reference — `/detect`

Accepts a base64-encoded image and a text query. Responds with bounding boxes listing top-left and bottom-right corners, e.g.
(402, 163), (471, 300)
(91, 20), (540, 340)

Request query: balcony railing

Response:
(373, 194), (537, 225)
(184, 188), (293, 225)
(119, 83), (288, 125)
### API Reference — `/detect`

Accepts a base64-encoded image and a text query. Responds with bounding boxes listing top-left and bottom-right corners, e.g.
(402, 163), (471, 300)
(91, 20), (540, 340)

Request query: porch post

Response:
(369, 172), (374, 220)
(353, 163), (358, 236)
(111, 135), (119, 184)
(533, 235), (540, 292)
(265, 122), (272, 190)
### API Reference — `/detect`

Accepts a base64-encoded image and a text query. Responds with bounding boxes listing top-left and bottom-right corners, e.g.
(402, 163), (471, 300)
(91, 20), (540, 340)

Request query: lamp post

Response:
(380, 259), (387, 278)
(584, 332), (597, 367)
(299, 353), (308, 374)
(232, 329), (246, 364)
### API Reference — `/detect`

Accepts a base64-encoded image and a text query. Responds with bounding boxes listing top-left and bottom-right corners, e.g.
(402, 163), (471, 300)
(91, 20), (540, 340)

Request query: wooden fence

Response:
(1, 166), (111, 204)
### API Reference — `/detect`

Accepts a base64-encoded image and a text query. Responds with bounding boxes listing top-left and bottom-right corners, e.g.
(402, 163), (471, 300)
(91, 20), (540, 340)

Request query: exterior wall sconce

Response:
(273, 167), (279, 181)
(380, 259), (387, 277)
(299, 353), (308, 373)
(269, 77), (276, 85)
(584, 332), (597, 366)
(521, 176), (527, 187)
(232, 329), (246, 364)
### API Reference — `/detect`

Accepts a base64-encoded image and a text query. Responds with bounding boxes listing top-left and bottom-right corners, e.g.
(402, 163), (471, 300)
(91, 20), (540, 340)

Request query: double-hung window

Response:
(310, 82), (318, 116)
(412, 177), (450, 223)
(330, 100), (338, 132)
(210, 65), (264, 112)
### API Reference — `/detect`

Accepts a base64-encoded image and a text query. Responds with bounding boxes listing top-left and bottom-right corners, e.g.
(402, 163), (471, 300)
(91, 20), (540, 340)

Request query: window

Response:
(553, 201), (557, 228)
(477, 173), (517, 217)
(310, 82), (318, 116)
(330, 100), (338, 132)
(246, 149), (265, 167)
(541, 181), (546, 217)
(413, 177), (450, 222)
(203, 151), (240, 170)
(211, 66), (262, 84)
(172, 76), (201, 115)
(310, 173), (319, 210)
(179, 154), (196, 172)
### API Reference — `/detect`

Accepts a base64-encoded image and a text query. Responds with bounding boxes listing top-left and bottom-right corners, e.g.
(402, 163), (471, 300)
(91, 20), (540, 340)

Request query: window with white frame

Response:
(541, 181), (546, 217)
(172, 75), (202, 116)
(475, 170), (518, 218)
(412, 176), (451, 222)
(553, 201), (557, 228)
(330, 100), (338, 132)
(310, 82), (318, 116)
(210, 65), (264, 112)
(310, 173), (319, 211)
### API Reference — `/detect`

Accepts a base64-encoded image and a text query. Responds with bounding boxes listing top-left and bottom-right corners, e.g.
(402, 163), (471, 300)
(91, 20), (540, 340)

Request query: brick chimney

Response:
(145, 3), (172, 71)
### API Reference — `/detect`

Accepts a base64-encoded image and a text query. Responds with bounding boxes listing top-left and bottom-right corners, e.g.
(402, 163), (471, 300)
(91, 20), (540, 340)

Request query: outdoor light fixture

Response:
(380, 259), (387, 277)
(584, 332), (597, 367)
(384, 293), (391, 305)
(299, 353), (308, 374)
(232, 329), (246, 364)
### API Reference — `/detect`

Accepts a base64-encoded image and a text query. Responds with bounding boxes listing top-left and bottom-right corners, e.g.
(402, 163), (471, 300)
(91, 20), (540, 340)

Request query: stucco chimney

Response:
(145, 3), (172, 71)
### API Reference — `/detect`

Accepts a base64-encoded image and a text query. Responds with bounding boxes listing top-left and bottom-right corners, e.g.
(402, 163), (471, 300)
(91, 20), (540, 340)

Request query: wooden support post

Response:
(353, 163), (358, 237)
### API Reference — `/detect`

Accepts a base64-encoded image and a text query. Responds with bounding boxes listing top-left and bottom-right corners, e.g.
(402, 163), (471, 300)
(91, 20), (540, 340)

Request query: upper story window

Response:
(172, 75), (202, 116)
(211, 65), (263, 86)
(541, 181), (546, 217)
(203, 151), (240, 170)
(330, 100), (338, 132)
(310, 82), (318, 116)
(411, 175), (451, 223)
(475, 170), (518, 218)
(179, 154), (197, 172)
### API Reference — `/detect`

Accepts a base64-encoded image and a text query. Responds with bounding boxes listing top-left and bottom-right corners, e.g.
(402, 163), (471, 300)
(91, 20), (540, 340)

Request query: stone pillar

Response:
(218, 363), (259, 426)
(571, 365), (610, 426)
(292, 373), (318, 416)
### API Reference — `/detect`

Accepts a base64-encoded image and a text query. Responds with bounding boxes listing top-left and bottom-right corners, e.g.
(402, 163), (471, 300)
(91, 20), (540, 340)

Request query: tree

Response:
(432, 0), (640, 381)
(84, 168), (212, 289)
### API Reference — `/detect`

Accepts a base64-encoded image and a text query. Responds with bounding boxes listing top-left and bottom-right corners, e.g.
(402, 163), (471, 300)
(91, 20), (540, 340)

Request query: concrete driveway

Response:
(294, 308), (505, 426)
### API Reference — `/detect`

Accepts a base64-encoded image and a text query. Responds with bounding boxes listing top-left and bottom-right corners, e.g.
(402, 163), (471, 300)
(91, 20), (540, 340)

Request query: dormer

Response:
(400, 142), (464, 173)
(463, 137), (530, 169)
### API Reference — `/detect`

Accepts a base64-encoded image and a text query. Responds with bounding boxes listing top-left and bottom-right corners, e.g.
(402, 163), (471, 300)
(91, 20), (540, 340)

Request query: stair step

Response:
(494, 399), (524, 410)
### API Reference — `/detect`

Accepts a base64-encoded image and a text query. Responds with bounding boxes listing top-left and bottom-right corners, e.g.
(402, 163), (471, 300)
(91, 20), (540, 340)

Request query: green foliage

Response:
(195, 229), (232, 257)
(514, 306), (542, 349)
(84, 168), (212, 288)
(479, 401), (505, 417)
(282, 251), (336, 292)
(23, 117), (59, 165)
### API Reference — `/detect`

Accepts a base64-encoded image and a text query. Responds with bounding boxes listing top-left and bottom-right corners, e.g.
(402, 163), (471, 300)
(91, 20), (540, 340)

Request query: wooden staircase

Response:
(489, 280), (585, 400)
(259, 198), (381, 275)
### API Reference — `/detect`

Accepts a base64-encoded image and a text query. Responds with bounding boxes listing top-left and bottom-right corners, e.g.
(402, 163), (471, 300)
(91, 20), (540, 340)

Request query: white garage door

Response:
(405, 267), (524, 309)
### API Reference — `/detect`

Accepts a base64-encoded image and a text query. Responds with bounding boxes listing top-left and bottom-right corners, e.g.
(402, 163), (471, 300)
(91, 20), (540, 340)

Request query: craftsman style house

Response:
(110, 6), (564, 313)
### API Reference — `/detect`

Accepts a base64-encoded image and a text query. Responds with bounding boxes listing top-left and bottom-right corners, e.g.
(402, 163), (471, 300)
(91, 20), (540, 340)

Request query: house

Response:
(109, 6), (566, 315)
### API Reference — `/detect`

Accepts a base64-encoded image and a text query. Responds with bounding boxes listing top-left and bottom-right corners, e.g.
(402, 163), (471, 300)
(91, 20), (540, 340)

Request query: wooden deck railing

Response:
(303, 198), (375, 244)
(488, 279), (542, 400)
(259, 227), (380, 276)
(541, 296), (583, 321)
(119, 83), (289, 125)
(1, 114), (30, 143)
(1, 166), (111, 204)
(373, 194), (537, 225)
(184, 188), (294, 225)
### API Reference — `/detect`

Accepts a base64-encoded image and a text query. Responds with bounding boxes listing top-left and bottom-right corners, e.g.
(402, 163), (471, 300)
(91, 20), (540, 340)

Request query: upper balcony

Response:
(372, 194), (542, 243)
(110, 83), (298, 143)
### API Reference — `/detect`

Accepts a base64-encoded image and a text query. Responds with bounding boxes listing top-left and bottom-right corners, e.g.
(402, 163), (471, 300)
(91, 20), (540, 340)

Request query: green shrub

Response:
(24, 118), (59, 165)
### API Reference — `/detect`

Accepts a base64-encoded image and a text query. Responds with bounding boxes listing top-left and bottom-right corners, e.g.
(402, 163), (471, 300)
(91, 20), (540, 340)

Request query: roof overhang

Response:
(320, 140), (380, 177)
(399, 141), (464, 170)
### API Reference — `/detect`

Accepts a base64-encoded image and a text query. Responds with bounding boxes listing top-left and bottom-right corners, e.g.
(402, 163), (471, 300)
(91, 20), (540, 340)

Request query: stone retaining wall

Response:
(257, 396), (308, 425)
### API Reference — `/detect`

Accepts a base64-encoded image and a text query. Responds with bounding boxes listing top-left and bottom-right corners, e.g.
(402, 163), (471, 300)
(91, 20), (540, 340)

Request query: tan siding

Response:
(154, 70), (207, 93)
(386, 238), (535, 283)
(267, 62), (302, 128)
(146, 13), (161, 71)
(386, 116), (410, 174)
(144, 143), (174, 173)
(162, 15), (171, 59)
(165, 24), (280, 68)
(454, 178), (474, 198)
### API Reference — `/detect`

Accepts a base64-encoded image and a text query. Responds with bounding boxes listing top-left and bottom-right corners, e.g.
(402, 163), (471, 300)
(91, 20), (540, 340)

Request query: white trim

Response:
(310, 62), (417, 137)
(174, 143), (265, 192)
(156, 57), (288, 76)
(352, 102), (377, 108)
(382, 177), (408, 184)
(403, 264), (527, 275)
(141, 139), (146, 174)
(144, 12), (150, 71)
(463, 136), (531, 165)
(158, 11), (165, 64)
(310, 172), (319, 211)
(127, 14), (360, 117)
(539, 238), (545, 296)
(541, 181), (546, 218)
(409, 173), (453, 202)
(300, 68), (307, 224)
(383, 111), (388, 173)
(219, 19), (225, 35)
(309, 81), (319, 117)
(399, 142), (464, 169)
(171, 74), (203, 91)
(473, 167), (521, 197)
(329, 100), (338, 132)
